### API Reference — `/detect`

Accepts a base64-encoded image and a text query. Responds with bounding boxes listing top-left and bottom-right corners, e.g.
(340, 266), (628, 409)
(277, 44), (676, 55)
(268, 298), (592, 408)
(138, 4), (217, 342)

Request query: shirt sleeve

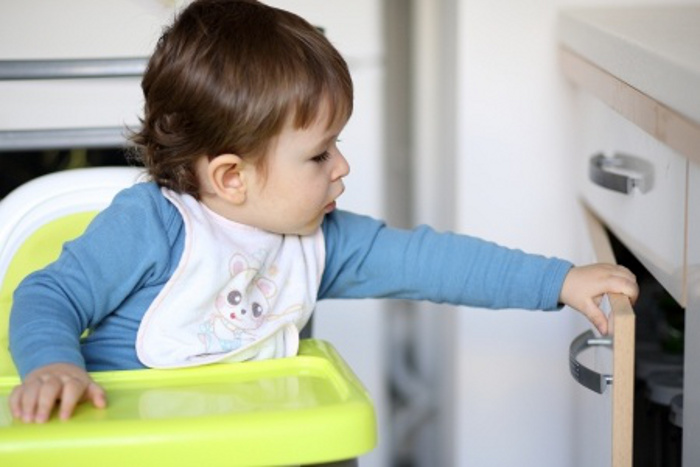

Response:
(9, 183), (179, 379)
(319, 210), (573, 311)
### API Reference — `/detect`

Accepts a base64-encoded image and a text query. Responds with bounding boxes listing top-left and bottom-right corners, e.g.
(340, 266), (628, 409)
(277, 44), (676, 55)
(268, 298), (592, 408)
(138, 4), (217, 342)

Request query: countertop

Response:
(559, 6), (700, 127)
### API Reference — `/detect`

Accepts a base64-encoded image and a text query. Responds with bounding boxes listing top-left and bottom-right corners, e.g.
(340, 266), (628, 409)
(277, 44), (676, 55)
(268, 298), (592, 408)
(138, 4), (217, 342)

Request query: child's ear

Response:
(206, 154), (248, 204)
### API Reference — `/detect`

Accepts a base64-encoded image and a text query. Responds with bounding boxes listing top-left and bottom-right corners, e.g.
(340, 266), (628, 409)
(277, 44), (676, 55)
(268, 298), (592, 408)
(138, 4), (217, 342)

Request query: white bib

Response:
(136, 189), (325, 368)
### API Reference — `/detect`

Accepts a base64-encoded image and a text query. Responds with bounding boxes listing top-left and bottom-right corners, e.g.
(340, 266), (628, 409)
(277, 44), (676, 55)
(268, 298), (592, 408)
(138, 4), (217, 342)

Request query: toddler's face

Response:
(243, 107), (350, 236)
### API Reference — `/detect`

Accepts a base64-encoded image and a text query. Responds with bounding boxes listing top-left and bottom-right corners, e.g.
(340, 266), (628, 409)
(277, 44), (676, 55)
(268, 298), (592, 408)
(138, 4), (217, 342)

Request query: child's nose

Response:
(333, 152), (350, 180)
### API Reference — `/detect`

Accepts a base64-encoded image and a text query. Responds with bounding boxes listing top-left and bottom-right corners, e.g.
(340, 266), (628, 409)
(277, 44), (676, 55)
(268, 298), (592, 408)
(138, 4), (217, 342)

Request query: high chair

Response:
(0, 167), (376, 466)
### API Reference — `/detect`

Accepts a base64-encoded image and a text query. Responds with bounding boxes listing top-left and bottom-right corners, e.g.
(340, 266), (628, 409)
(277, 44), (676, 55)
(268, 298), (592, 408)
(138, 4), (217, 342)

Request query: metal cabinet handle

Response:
(0, 57), (147, 80)
(589, 153), (652, 195)
(569, 330), (613, 394)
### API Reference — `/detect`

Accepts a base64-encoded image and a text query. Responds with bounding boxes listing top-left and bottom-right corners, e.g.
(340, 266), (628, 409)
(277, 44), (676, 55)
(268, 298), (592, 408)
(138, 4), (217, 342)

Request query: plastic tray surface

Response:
(0, 339), (376, 466)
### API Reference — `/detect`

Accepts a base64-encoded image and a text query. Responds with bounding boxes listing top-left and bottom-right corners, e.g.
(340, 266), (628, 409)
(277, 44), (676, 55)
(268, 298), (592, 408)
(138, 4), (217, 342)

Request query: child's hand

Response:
(559, 263), (639, 336)
(9, 363), (106, 423)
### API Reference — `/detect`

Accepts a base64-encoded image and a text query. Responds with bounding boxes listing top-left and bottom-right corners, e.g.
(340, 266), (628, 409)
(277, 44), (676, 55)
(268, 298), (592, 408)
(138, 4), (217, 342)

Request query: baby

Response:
(8, 0), (637, 424)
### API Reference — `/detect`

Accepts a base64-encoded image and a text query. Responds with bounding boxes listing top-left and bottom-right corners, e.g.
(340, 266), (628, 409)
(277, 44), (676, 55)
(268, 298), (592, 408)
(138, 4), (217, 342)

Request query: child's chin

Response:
(293, 220), (324, 236)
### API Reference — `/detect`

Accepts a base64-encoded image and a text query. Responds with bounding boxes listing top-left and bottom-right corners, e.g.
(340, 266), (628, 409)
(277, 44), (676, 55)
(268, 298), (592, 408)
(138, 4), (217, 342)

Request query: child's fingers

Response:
(58, 378), (89, 421)
(607, 264), (635, 279)
(85, 382), (107, 410)
(606, 265), (638, 298)
(17, 381), (42, 423)
(8, 385), (23, 419)
(588, 264), (639, 304)
(583, 299), (608, 336)
(9, 364), (99, 423)
(57, 378), (106, 420)
(34, 378), (63, 423)
(14, 379), (56, 423)
(607, 274), (639, 304)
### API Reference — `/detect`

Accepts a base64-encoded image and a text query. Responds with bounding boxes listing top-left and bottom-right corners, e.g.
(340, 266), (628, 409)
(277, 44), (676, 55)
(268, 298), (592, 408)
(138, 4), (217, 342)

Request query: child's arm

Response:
(320, 211), (639, 333)
(8, 183), (180, 421)
(320, 210), (572, 310)
(559, 263), (638, 335)
(9, 363), (106, 423)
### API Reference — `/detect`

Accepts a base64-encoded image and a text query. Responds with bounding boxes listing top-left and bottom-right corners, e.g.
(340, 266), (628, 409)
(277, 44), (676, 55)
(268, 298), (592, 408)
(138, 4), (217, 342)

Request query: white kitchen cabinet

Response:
(576, 93), (686, 306)
(0, 0), (174, 136)
(560, 6), (700, 467)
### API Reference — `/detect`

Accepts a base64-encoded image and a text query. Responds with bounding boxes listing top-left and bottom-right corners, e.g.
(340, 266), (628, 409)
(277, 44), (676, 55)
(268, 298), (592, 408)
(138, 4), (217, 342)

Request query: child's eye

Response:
(311, 151), (331, 163)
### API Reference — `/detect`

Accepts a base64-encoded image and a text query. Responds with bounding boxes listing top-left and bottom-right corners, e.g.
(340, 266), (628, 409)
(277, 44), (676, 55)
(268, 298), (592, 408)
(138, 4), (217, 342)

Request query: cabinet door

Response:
(571, 206), (635, 467)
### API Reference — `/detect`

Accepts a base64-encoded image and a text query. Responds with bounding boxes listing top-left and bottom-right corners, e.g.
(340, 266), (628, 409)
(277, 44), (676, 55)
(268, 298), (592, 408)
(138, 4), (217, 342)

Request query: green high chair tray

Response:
(0, 340), (376, 466)
(0, 167), (376, 466)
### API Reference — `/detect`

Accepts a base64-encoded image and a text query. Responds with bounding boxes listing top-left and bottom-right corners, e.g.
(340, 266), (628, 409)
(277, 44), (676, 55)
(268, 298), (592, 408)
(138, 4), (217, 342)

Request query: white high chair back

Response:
(0, 166), (146, 286)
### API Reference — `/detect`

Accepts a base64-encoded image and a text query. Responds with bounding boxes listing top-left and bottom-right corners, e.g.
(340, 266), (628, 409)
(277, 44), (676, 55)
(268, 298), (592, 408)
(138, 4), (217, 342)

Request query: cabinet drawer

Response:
(0, 79), (143, 135)
(0, 1), (172, 61)
(0, 0), (175, 146)
(577, 93), (686, 306)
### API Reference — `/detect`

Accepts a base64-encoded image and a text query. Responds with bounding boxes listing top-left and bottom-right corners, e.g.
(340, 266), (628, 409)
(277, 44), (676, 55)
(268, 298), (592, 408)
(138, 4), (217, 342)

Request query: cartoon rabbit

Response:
(198, 254), (277, 354)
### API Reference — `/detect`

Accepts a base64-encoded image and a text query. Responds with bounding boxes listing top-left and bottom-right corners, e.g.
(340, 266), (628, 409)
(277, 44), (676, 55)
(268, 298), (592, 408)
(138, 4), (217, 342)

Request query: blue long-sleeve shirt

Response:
(9, 182), (572, 378)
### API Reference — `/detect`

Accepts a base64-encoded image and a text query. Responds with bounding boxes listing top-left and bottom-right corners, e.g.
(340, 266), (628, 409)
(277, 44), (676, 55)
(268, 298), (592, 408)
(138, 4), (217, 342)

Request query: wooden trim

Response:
(610, 294), (635, 467)
(561, 47), (700, 165)
(583, 206), (615, 264)
(583, 204), (635, 467)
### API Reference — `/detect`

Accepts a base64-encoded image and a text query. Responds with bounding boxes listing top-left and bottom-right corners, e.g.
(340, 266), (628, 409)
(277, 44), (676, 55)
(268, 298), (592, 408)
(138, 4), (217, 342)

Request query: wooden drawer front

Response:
(577, 93), (687, 306)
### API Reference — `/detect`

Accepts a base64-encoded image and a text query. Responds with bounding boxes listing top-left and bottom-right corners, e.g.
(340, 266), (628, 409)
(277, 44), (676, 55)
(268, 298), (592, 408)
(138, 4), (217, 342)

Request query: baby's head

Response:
(131, 0), (353, 198)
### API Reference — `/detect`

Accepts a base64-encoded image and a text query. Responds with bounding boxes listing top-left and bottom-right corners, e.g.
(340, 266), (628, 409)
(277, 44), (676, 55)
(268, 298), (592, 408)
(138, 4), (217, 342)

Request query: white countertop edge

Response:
(558, 7), (700, 126)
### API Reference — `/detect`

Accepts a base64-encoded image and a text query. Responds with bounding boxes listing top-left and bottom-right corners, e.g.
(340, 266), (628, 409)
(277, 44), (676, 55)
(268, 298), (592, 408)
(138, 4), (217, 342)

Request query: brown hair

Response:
(131, 0), (353, 197)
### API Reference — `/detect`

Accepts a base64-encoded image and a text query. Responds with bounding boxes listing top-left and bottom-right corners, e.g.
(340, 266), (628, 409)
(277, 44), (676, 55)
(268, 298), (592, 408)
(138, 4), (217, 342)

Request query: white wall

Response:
(453, 3), (580, 465)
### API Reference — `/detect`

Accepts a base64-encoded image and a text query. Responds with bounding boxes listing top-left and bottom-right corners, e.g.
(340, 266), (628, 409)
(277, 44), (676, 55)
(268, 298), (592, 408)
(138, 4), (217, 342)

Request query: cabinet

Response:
(560, 6), (700, 467)
(575, 93), (686, 305)
(0, 0), (178, 150)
